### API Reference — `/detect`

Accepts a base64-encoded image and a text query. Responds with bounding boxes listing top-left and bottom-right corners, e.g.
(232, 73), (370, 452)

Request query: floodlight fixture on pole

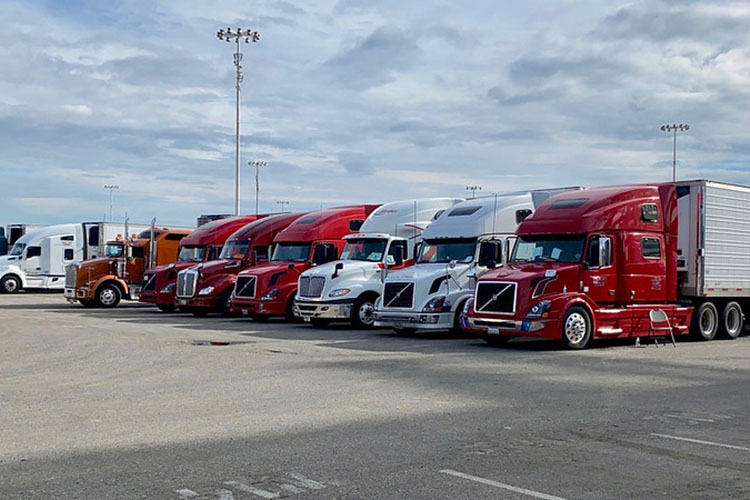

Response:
(660, 123), (690, 182)
(103, 185), (119, 221)
(249, 160), (267, 215)
(217, 27), (261, 215)
(466, 185), (482, 199)
(276, 200), (289, 213)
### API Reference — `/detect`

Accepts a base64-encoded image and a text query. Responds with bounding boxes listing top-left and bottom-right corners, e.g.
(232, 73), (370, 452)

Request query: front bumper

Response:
(295, 300), (353, 321)
(175, 295), (220, 310)
(464, 314), (558, 339)
(230, 297), (287, 317)
(373, 309), (453, 330)
(139, 290), (157, 304)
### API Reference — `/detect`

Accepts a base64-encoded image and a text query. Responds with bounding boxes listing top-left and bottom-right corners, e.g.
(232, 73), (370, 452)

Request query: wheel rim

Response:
(100, 288), (117, 306)
(700, 307), (716, 335)
(359, 301), (374, 326)
(726, 307), (741, 336)
(4, 279), (18, 292)
(564, 312), (587, 344)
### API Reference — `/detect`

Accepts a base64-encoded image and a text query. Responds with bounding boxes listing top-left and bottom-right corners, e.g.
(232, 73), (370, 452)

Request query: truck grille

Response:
(176, 269), (198, 298)
(142, 273), (157, 292)
(65, 265), (78, 289)
(475, 282), (517, 314)
(383, 282), (414, 309)
(234, 275), (257, 298)
(299, 276), (326, 298)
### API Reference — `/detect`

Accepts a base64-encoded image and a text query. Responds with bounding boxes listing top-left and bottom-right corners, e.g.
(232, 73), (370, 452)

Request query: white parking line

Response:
(663, 414), (715, 423)
(224, 481), (279, 499)
(216, 489), (234, 500)
(288, 473), (326, 490)
(440, 469), (568, 500)
(650, 433), (750, 452)
(175, 489), (199, 499)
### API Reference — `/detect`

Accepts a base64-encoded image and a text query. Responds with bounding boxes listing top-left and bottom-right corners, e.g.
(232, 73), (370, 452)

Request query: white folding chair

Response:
(648, 309), (676, 347)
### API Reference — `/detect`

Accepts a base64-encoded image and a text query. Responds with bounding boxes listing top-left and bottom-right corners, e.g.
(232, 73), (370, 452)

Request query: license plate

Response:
(242, 309), (248, 316)
(303, 317), (311, 322)
(177, 299), (187, 305)
(394, 322), (403, 329)
(487, 327), (499, 335)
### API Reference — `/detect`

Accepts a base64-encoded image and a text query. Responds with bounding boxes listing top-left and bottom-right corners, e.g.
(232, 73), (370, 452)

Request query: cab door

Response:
(581, 234), (617, 305)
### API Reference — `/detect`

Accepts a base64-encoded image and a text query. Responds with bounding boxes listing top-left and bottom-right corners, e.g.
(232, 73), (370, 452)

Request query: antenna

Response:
(413, 200), (417, 239)
(491, 194), (498, 236)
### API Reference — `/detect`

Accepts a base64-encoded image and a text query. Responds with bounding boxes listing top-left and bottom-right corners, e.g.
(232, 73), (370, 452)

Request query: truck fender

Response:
(95, 278), (127, 299)
(559, 296), (597, 332)
(0, 265), (28, 288)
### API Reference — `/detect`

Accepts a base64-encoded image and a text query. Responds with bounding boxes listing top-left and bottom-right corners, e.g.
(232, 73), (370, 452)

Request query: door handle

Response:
(629, 290), (635, 300)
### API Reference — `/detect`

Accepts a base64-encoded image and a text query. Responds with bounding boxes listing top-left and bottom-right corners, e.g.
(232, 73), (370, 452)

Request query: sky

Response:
(1, 0), (749, 227)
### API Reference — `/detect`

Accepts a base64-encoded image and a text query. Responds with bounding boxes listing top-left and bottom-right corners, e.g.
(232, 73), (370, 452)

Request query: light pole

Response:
(249, 160), (267, 215)
(466, 185), (482, 199)
(217, 27), (261, 215)
(104, 185), (119, 221)
(276, 200), (289, 213)
(660, 123), (690, 182)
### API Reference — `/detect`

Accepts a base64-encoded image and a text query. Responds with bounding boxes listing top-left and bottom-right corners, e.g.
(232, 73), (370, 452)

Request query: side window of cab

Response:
(585, 235), (612, 268)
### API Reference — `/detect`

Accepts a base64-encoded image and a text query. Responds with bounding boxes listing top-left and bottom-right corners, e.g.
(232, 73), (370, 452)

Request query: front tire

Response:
(0, 275), (21, 294)
(720, 302), (743, 339)
(352, 295), (376, 329)
(691, 302), (718, 341)
(450, 299), (469, 334)
(561, 306), (592, 349)
(219, 290), (234, 317)
(96, 284), (121, 308)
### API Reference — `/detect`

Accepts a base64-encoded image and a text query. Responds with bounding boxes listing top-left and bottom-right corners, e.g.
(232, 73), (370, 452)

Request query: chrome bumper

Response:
(373, 310), (452, 330)
(464, 315), (546, 332)
(295, 300), (353, 320)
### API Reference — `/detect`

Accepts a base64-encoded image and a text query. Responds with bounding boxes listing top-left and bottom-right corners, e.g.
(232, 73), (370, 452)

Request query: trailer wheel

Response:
(482, 335), (510, 346)
(720, 302), (743, 339)
(691, 302), (718, 341)
(157, 304), (175, 313)
(96, 284), (121, 308)
(310, 318), (330, 328)
(352, 294), (377, 329)
(561, 306), (592, 349)
(1, 275), (21, 294)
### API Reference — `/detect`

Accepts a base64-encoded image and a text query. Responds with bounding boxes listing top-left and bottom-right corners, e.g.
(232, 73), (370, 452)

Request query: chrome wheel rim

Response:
(359, 302), (374, 326)
(3, 279), (18, 293)
(726, 307), (741, 336)
(700, 307), (716, 336)
(564, 312), (587, 344)
(100, 288), (117, 306)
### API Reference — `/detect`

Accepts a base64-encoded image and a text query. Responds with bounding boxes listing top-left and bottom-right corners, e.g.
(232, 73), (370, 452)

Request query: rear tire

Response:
(352, 295), (376, 329)
(720, 301), (743, 339)
(691, 302), (718, 341)
(157, 304), (176, 313)
(483, 335), (510, 346)
(96, 284), (121, 308)
(1, 275), (21, 294)
(561, 306), (592, 349)
(310, 318), (330, 328)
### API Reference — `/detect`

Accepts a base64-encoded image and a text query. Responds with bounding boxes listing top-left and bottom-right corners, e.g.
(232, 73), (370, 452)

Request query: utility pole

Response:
(249, 160), (267, 215)
(276, 200), (289, 213)
(217, 27), (261, 215)
(104, 185), (119, 221)
(466, 185), (482, 199)
(660, 123), (690, 182)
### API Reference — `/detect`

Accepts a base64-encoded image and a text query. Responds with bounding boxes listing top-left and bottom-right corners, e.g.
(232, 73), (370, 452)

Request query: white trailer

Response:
(294, 198), (462, 327)
(6, 224), (46, 246)
(0, 221), (150, 293)
(373, 189), (582, 333)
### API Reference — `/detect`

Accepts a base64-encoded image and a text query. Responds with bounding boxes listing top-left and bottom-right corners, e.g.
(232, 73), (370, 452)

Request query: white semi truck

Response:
(372, 189), (581, 334)
(0, 221), (150, 293)
(293, 198), (462, 328)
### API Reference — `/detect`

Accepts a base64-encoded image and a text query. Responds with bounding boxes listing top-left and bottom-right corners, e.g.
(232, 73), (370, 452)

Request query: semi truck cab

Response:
(294, 198), (462, 328)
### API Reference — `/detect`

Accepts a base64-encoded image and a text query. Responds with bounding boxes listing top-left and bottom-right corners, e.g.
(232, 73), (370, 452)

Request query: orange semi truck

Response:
(65, 227), (191, 308)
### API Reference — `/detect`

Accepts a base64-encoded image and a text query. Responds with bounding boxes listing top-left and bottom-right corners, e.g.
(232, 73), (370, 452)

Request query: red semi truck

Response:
(139, 215), (266, 312)
(174, 213), (304, 316)
(231, 205), (380, 321)
(464, 180), (750, 349)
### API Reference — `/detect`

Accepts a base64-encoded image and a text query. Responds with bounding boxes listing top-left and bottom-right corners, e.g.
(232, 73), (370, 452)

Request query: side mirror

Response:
(449, 260), (457, 269)
(332, 262), (344, 279)
(478, 241), (502, 267)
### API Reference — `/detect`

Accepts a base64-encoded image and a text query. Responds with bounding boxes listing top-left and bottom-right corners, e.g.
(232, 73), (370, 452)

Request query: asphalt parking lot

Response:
(1, 294), (749, 499)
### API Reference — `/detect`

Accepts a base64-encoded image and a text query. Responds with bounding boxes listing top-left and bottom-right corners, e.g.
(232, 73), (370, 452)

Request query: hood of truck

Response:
(380, 262), (474, 311)
(195, 258), (249, 278)
(300, 260), (381, 299)
(238, 261), (307, 295)
(0, 255), (21, 266)
(74, 258), (116, 286)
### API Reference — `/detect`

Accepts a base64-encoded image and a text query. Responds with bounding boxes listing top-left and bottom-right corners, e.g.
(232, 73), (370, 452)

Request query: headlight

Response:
(198, 286), (215, 296)
(160, 283), (175, 293)
(423, 296), (446, 313)
(328, 288), (350, 298)
(526, 300), (551, 318)
(462, 298), (474, 315)
(261, 288), (279, 301)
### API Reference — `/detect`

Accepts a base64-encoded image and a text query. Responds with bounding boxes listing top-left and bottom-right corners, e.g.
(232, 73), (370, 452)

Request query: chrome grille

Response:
(383, 282), (414, 309)
(142, 273), (157, 292)
(235, 275), (257, 298)
(475, 282), (517, 314)
(299, 276), (326, 298)
(176, 269), (198, 298)
(65, 265), (78, 288)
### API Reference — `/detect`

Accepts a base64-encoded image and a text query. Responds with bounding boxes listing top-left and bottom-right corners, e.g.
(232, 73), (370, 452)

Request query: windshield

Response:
(272, 243), (311, 262)
(340, 239), (387, 262)
(219, 240), (250, 260)
(178, 245), (206, 262)
(9, 243), (25, 256)
(104, 244), (124, 258)
(512, 235), (586, 263)
(418, 238), (476, 264)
